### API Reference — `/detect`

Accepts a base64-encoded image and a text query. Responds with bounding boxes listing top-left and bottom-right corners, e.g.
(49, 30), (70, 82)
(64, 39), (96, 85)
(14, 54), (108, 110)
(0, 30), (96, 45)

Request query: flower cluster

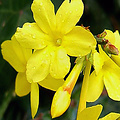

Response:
(1, 0), (120, 119)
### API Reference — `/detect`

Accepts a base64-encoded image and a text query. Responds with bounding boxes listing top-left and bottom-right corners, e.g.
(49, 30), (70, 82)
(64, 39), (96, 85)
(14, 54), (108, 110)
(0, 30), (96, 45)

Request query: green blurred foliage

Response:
(0, 0), (120, 119)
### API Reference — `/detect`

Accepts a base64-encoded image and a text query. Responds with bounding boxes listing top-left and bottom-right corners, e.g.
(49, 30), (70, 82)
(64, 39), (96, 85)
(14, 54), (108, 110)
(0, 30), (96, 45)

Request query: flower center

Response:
(56, 38), (62, 46)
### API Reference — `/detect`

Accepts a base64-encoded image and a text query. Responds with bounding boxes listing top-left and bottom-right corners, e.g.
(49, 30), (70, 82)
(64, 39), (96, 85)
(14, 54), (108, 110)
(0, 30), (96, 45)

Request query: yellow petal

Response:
(11, 35), (32, 64)
(99, 45), (109, 62)
(56, 0), (84, 34)
(15, 72), (31, 97)
(77, 105), (103, 120)
(50, 46), (70, 79)
(105, 30), (115, 45)
(99, 113), (120, 120)
(38, 74), (64, 91)
(104, 70), (120, 101)
(31, 83), (39, 119)
(31, 0), (56, 34)
(111, 54), (120, 67)
(114, 30), (120, 51)
(1, 40), (25, 72)
(51, 87), (71, 118)
(62, 26), (96, 56)
(87, 70), (104, 102)
(15, 23), (47, 49)
(93, 51), (104, 75)
(26, 47), (50, 83)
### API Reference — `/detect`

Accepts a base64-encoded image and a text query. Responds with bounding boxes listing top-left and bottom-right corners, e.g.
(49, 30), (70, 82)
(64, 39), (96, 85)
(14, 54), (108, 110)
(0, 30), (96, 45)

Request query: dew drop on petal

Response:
(53, 73), (56, 77)
(117, 95), (120, 98)
(66, 65), (69, 69)
(17, 27), (21, 32)
(46, 54), (48, 57)
(28, 25), (31, 27)
(22, 33), (25, 35)
(65, 11), (68, 15)
(39, 44), (42, 48)
(32, 35), (36, 39)
(59, 14), (62, 17)
(43, 51), (46, 54)
(40, 2), (43, 6)
(50, 52), (54, 56)
(64, 66), (69, 71)
(33, 66), (36, 69)
(43, 60), (47, 64)
(78, 55), (82, 58)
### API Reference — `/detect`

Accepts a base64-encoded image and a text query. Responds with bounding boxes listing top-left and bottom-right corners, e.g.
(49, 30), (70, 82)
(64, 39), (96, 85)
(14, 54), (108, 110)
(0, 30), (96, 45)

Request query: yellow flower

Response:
(1, 35), (64, 118)
(105, 30), (120, 67)
(77, 104), (120, 120)
(1, 35), (32, 97)
(77, 105), (102, 120)
(99, 113), (120, 120)
(87, 45), (120, 102)
(15, 0), (96, 83)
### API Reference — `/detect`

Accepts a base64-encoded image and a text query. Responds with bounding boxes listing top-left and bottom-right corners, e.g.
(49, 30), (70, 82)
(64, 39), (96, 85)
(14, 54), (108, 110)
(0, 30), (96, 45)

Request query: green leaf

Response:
(0, 89), (14, 119)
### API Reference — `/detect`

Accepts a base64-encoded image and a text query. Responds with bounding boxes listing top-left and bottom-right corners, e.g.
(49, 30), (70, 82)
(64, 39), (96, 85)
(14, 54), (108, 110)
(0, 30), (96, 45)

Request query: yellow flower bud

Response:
(51, 87), (71, 118)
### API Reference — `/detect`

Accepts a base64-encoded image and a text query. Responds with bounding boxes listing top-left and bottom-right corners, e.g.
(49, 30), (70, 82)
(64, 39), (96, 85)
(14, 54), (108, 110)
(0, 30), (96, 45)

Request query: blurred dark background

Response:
(0, 0), (120, 119)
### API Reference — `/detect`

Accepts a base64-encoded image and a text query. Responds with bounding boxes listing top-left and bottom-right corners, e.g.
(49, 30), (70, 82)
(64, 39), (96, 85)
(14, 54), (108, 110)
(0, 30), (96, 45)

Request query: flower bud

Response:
(51, 87), (71, 118)
(103, 43), (119, 55)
